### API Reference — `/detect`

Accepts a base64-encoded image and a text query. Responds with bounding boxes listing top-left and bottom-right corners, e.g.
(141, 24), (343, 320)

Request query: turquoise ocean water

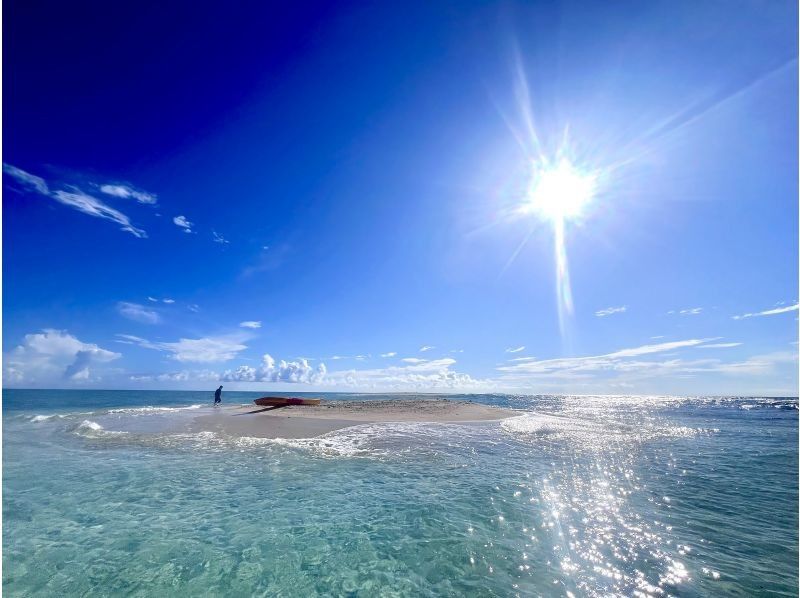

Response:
(3, 390), (798, 596)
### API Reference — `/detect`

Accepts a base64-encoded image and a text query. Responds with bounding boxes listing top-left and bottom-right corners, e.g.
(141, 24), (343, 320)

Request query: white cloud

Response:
(505, 346), (525, 353)
(3, 329), (120, 384)
(498, 339), (712, 376)
(3, 163), (49, 194)
(239, 321), (262, 329)
(117, 333), (248, 363)
(173, 215), (193, 233)
(147, 297), (158, 302)
(402, 357), (427, 364)
(162, 298), (175, 304)
(187, 304), (201, 313)
(419, 345), (435, 352)
(732, 303), (799, 320)
(380, 352), (397, 357)
(117, 302), (161, 324)
(222, 354), (326, 384)
(697, 342), (742, 349)
(4, 164), (148, 237)
(678, 307), (702, 315)
(595, 306), (627, 317)
(212, 231), (230, 244)
(129, 370), (220, 383)
(99, 183), (157, 205)
(324, 358), (487, 390)
(53, 189), (147, 238)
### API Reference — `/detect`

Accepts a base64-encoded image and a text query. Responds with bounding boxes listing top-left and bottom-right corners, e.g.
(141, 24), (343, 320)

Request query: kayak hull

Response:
(254, 397), (321, 406)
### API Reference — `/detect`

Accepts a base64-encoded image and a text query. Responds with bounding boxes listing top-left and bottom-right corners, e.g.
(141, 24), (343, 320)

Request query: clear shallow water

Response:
(3, 390), (797, 597)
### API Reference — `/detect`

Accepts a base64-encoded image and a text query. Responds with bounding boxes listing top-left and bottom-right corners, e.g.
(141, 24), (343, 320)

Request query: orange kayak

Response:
(254, 397), (322, 406)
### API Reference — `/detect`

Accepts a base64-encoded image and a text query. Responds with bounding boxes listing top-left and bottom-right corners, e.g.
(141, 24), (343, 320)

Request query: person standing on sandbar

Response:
(214, 385), (223, 406)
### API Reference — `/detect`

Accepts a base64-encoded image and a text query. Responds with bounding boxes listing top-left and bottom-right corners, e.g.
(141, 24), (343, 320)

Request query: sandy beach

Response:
(190, 399), (517, 439)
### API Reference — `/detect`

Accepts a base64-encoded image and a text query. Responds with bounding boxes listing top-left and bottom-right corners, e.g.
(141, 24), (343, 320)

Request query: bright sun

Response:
(523, 158), (597, 222)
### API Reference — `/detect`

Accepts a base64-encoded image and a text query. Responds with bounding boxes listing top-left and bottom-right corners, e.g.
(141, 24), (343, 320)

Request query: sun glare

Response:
(523, 158), (597, 222)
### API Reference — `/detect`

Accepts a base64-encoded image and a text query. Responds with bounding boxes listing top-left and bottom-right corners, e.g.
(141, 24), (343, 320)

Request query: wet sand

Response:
(190, 399), (517, 439)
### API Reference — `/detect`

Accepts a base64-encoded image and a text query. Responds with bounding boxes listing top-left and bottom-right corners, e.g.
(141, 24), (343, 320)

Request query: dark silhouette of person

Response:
(214, 385), (223, 406)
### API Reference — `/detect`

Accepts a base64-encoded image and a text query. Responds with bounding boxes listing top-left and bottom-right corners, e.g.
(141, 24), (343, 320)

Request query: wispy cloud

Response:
(4, 329), (120, 384)
(212, 231), (230, 244)
(129, 370), (220, 383)
(3, 164), (49, 194)
(419, 345), (435, 352)
(117, 302), (161, 324)
(732, 303), (799, 320)
(4, 164), (148, 237)
(116, 333), (248, 363)
(162, 298), (175, 304)
(239, 321), (262, 329)
(380, 352), (397, 358)
(595, 306), (627, 317)
(498, 339), (711, 376)
(402, 357), (427, 364)
(99, 183), (157, 205)
(697, 342), (742, 349)
(670, 307), (702, 315)
(505, 346), (525, 353)
(173, 215), (193, 233)
(187, 304), (201, 313)
(52, 189), (148, 238)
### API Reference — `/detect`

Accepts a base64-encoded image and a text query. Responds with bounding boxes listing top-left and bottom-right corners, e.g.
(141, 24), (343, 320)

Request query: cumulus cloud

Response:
(419, 345), (435, 352)
(117, 333), (248, 363)
(324, 358), (486, 390)
(117, 302), (161, 324)
(3, 164), (148, 238)
(3, 329), (120, 384)
(99, 183), (157, 205)
(595, 306), (627, 317)
(732, 303), (799, 320)
(173, 215), (193, 233)
(239, 321), (262, 329)
(222, 354), (326, 384)
(505, 346), (525, 353)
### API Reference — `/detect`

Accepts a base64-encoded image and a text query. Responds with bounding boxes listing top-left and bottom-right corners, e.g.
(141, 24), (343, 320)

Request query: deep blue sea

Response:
(3, 390), (798, 596)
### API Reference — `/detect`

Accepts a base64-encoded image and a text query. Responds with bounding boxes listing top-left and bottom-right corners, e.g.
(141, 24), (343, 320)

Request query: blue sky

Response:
(3, 0), (798, 394)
